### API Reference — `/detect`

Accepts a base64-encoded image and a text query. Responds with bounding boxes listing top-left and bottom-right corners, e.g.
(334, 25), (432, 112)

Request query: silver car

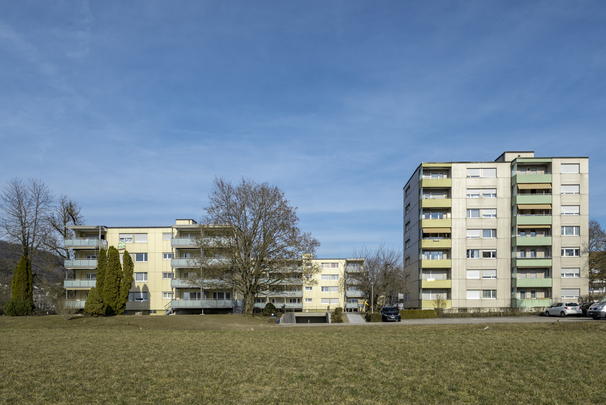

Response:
(587, 297), (606, 320)
(544, 302), (582, 317)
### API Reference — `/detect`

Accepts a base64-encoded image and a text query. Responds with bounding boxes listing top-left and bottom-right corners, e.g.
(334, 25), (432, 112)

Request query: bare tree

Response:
(587, 219), (606, 297)
(0, 178), (53, 261)
(192, 178), (321, 315)
(344, 243), (409, 311)
(45, 195), (84, 260)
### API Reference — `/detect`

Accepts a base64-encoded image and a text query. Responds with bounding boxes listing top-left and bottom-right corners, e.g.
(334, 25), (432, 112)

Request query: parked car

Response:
(544, 302), (582, 317)
(580, 302), (595, 316)
(381, 307), (401, 322)
(587, 297), (606, 320)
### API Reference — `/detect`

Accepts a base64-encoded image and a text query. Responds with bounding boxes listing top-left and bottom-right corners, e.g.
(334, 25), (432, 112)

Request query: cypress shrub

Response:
(262, 302), (277, 316)
(4, 299), (35, 316)
(332, 307), (344, 323)
(95, 248), (107, 303)
(116, 249), (134, 315)
(103, 246), (122, 315)
(84, 287), (105, 317)
(11, 255), (33, 302)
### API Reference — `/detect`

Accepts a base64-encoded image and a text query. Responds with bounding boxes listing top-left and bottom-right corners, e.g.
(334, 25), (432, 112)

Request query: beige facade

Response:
(64, 221), (365, 314)
(403, 151), (589, 310)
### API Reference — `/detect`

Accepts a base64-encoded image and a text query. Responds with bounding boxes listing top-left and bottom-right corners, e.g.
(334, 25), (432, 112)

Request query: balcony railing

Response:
(65, 300), (86, 309)
(253, 302), (303, 309)
(64, 279), (96, 289)
(512, 236), (552, 247)
(64, 239), (106, 249)
(64, 259), (97, 269)
(170, 299), (238, 309)
(513, 278), (553, 288)
(171, 238), (196, 247)
(345, 290), (365, 298)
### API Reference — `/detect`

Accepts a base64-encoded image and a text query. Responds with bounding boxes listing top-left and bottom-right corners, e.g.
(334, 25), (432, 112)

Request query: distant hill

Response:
(0, 240), (64, 285)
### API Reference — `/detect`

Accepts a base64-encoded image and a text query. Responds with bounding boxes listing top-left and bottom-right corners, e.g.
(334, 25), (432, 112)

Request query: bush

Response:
(332, 307), (344, 323)
(4, 299), (36, 316)
(400, 309), (438, 319)
(83, 287), (105, 317)
(262, 302), (277, 317)
(364, 312), (382, 322)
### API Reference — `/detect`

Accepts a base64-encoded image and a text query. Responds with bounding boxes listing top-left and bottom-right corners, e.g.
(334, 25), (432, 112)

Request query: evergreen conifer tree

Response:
(5, 255), (35, 316)
(83, 287), (105, 317)
(103, 246), (122, 315)
(116, 249), (134, 315)
(95, 248), (107, 303)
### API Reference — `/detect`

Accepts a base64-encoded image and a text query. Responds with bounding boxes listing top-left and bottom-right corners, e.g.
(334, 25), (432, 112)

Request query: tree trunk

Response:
(243, 292), (255, 315)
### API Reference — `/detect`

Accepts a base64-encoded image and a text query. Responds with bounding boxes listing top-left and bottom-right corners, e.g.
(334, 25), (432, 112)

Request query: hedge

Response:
(399, 309), (438, 319)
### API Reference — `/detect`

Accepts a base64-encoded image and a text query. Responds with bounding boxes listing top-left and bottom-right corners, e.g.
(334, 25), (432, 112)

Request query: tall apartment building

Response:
(63, 219), (365, 314)
(403, 151), (588, 310)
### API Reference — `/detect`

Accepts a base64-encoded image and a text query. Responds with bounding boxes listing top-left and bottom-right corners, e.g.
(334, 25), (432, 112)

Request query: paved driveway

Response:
(346, 313), (366, 323)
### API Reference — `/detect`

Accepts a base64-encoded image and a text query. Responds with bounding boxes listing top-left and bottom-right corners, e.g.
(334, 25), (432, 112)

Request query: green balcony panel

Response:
(512, 174), (552, 185)
(421, 199), (452, 208)
(421, 219), (452, 229)
(514, 195), (552, 205)
(421, 279), (452, 289)
(421, 239), (452, 249)
(514, 298), (552, 308)
(515, 258), (552, 268)
(422, 299), (451, 309)
(514, 216), (552, 226)
(513, 236), (552, 247)
(421, 259), (452, 269)
(420, 178), (452, 188)
(514, 278), (553, 288)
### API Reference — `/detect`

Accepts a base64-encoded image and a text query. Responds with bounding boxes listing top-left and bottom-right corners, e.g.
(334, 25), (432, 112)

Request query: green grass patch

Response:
(1, 315), (605, 404)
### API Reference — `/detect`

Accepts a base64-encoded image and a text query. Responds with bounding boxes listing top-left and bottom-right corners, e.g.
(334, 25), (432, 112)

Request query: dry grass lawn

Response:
(1, 315), (605, 404)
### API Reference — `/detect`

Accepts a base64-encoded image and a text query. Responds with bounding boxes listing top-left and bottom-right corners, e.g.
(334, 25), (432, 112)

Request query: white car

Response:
(544, 302), (582, 317)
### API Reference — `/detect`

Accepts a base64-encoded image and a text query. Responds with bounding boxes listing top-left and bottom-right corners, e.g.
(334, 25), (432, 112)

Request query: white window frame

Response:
(134, 233), (148, 243)
(119, 233), (133, 243)
(305, 286), (312, 291)
(467, 229), (481, 239)
(330, 274), (339, 281)
(482, 229), (497, 238)
(561, 226), (580, 236)
(305, 298), (312, 303)
(561, 288), (580, 299)
(466, 290), (481, 300)
(321, 286), (330, 292)
(482, 209), (497, 218)
(561, 268), (580, 278)
(482, 250), (497, 259)
(466, 249), (480, 259)
(135, 253), (148, 262)
(482, 188), (497, 198)
(466, 189), (480, 198)
(561, 185), (580, 194)
(561, 206), (580, 215)
(482, 168), (497, 178)
(163, 253), (174, 260)
(163, 292), (173, 299)
(135, 272), (148, 282)
(561, 248), (580, 257)
(482, 290), (497, 299)
(321, 275), (330, 281)
(482, 269), (497, 279)
(466, 270), (481, 279)
(467, 209), (480, 218)
(162, 272), (173, 279)
(561, 163), (579, 174)
(466, 168), (481, 178)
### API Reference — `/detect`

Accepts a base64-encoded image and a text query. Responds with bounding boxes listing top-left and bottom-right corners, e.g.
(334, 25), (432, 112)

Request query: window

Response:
(405, 204), (410, 214)
(482, 290), (497, 299)
(321, 263), (330, 269)
(163, 253), (174, 260)
(182, 253), (190, 258)
(467, 209), (480, 218)
(467, 249), (480, 259)
(466, 270), (481, 279)
(561, 226), (580, 236)
(321, 287), (329, 292)
(135, 253), (148, 262)
(163, 292), (173, 299)
(405, 256), (411, 266)
(482, 168), (497, 178)
(467, 229), (480, 239)
(430, 173), (444, 179)
(466, 168), (481, 178)
(482, 188), (497, 198)
(424, 212), (444, 219)
(530, 290), (536, 299)
(561, 248), (580, 257)
(405, 239), (411, 249)
(305, 298), (312, 303)
(163, 272), (173, 279)
(162, 232), (172, 240)
(405, 221), (411, 232)
(424, 251), (444, 260)
(321, 275), (330, 281)
(134, 233), (148, 243)
(213, 292), (231, 300)
(86, 255), (98, 260)
(331, 286), (339, 292)
(482, 269), (497, 279)
(561, 163), (579, 174)
(190, 292), (201, 300)
(466, 189), (480, 198)
(561, 268), (580, 278)
(129, 292), (148, 302)
(561, 206), (580, 215)
(482, 229), (496, 238)
(467, 290), (481, 299)
(135, 272), (148, 282)
(305, 286), (312, 291)
(405, 185), (411, 198)
(331, 263), (339, 268)
(119, 233), (133, 243)
(482, 209), (497, 218)
(331, 274), (339, 281)
(482, 250), (497, 259)
(561, 185), (580, 194)
(561, 288), (580, 299)
(86, 273), (96, 280)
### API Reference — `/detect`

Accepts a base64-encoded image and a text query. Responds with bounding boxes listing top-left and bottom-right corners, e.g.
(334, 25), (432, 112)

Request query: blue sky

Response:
(1, 1), (605, 258)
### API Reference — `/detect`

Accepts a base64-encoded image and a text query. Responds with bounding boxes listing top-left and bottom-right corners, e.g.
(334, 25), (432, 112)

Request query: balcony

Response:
(265, 291), (303, 298)
(64, 239), (105, 249)
(420, 178), (452, 188)
(171, 278), (230, 289)
(512, 174), (552, 185)
(64, 279), (96, 289)
(171, 238), (196, 248)
(514, 195), (552, 205)
(513, 278), (553, 288)
(421, 279), (452, 289)
(65, 300), (86, 309)
(171, 299), (236, 309)
(421, 299), (451, 309)
(345, 290), (365, 298)
(420, 259), (452, 269)
(421, 239), (452, 249)
(345, 303), (360, 309)
(512, 236), (552, 247)
(421, 219), (452, 229)
(513, 298), (552, 308)
(515, 258), (552, 268)
(64, 259), (97, 269)
(253, 302), (303, 310)
(421, 198), (451, 209)
(514, 215), (552, 226)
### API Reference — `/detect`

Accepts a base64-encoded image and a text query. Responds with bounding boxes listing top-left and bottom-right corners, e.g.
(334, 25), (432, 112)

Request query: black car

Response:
(381, 307), (401, 322)
(581, 302), (595, 316)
